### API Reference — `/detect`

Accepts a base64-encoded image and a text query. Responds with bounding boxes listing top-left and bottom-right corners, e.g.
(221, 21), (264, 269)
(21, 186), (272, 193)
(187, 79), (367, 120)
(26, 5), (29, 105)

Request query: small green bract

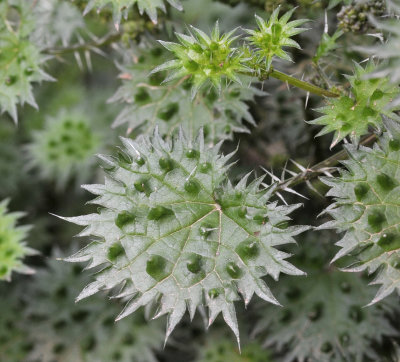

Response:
(310, 62), (400, 147)
(61, 128), (309, 344)
(0, 199), (36, 281)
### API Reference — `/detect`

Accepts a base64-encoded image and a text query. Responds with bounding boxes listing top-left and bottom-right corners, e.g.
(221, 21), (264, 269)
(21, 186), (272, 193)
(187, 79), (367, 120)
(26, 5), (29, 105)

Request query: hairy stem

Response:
(268, 69), (339, 98)
(241, 67), (339, 98)
(277, 133), (377, 190)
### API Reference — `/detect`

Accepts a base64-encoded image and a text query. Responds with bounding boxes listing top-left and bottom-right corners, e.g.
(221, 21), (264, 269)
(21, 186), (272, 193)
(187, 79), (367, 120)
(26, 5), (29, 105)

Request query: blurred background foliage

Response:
(1, 0), (400, 361)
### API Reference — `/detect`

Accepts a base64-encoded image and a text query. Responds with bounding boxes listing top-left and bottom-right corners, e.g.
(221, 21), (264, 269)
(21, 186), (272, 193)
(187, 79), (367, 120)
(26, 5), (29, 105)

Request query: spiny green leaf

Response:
(0, 1), (54, 123)
(61, 128), (309, 344)
(25, 247), (164, 362)
(198, 332), (272, 362)
(0, 285), (30, 361)
(83, 0), (183, 28)
(313, 30), (343, 63)
(254, 251), (398, 362)
(309, 62), (400, 148)
(320, 121), (400, 303)
(31, 0), (85, 48)
(356, 13), (400, 88)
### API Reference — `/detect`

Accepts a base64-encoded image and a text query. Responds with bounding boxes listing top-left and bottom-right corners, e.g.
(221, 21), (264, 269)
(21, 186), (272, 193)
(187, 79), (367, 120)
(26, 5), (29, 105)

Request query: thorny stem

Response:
(269, 69), (339, 98)
(241, 66), (340, 98)
(277, 133), (377, 191)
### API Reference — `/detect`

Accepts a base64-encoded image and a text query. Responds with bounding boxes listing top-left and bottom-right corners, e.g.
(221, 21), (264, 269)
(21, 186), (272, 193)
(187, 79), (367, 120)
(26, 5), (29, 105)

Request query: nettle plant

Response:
(61, 5), (400, 345)
(2, 0), (400, 360)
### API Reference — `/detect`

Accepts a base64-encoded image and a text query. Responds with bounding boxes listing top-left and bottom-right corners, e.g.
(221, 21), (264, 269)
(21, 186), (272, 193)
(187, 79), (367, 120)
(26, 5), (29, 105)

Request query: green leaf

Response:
(83, 0), (183, 28)
(0, 199), (37, 281)
(309, 62), (400, 148)
(320, 121), (400, 303)
(254, 232), (399, 362)
(0, 2), (54, 123)
(31, 0), (85, 47)
(313, 30), (343, 63)
(255, 266), (398, 362)
(198, 332), (272, 362)
(356, 15), (400, 87)
(0, 285), (30, 361)
(25, 247), (164, 362)
(61, 128), (309, 344)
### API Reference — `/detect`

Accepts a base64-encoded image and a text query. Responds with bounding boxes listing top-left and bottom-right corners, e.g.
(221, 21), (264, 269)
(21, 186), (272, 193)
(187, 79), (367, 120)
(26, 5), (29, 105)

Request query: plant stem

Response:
(241, 67), (339, 98)
(277, 133), (377, 191)
(268, 69), (339, 98)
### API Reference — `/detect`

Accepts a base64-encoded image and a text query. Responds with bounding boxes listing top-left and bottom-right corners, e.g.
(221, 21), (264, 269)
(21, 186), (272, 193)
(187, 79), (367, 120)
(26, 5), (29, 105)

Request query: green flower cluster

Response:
(246, 7), (308, 69)
(154, 23), (248, 96)
(154, 8), (309, 95)
(311, 62), (400, 148)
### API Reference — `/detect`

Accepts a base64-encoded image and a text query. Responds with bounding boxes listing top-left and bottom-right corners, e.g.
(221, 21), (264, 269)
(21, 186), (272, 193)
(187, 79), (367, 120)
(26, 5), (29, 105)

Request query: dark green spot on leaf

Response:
(226, 262), (242, 279)
(236, 239), (259, 261)
(377, 233), (400, 252)
(115, 211), (135, 229)
(368, 210), (386, 232)
(376, 173), (396, 191)
(187, 254), (203, 274)
(157, 102), (179, 121)
(199, 162), (211, 173)
(208, 288), (222, 299)
(348, 305), (364, 323)
(184, 180), (200, 195)
(148, 206), (173, 220)
(108, 243), (125, 261)
(389, 139), (400, 151)
(186, 149), (199, 159)
(146, 255), (169, 281)
(159, 157), (174, 172)
(354, 183), (369, 201)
